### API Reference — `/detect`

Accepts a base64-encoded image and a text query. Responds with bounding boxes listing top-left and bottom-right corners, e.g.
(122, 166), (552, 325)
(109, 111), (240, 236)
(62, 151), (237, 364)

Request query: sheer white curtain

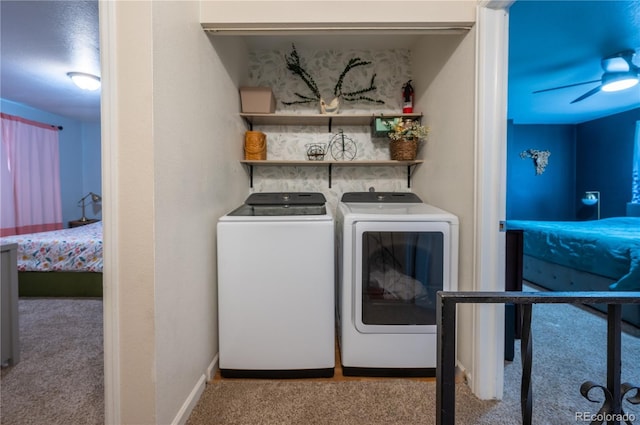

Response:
(0, 113), (62, 236)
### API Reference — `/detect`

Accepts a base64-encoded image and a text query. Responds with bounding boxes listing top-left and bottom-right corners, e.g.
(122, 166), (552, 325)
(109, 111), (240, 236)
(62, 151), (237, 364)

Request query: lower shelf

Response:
(240, 159), (424, 188)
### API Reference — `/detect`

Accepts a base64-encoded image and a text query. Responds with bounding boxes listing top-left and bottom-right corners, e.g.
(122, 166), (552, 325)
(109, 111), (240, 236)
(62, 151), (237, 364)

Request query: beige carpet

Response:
(186, 300), (640, 425)
(2, 295), (639, 425)
(186, 379), (496, 425)
(0, 298), (104, 425)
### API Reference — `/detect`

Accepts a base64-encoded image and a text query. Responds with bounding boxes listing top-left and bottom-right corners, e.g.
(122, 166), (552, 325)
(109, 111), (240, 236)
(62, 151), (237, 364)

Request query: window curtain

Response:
(631, 121), (640, 204)
(0, 113), (62, 236)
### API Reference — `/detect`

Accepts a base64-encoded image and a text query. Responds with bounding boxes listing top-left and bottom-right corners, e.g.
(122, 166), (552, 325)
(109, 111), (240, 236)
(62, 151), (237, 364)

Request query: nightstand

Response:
(69, 219), (100, 228)
(1, 243), (19, 366)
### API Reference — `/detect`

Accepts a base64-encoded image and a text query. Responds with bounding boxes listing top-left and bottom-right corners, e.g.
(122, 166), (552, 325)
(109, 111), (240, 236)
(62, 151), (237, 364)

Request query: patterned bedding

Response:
(507, 217), (640, 291)
(0, 222), (102, 272)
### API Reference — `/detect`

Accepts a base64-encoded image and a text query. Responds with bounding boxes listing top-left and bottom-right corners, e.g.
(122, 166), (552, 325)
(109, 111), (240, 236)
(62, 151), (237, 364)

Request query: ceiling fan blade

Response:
(532, 79), (600, 94)
(570, 85), (602, 104)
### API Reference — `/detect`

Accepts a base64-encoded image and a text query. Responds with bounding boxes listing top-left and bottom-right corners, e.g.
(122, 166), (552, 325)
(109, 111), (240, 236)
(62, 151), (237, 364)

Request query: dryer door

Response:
(353, 220), (452, 334)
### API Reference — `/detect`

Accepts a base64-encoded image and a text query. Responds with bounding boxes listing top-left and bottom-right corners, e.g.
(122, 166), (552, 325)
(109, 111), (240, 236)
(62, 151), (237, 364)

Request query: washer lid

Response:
(246, 192), (326, 206)
(227, 204), (327, 217)
(341, 192), (422, 203)
(227, 192), (328, 217)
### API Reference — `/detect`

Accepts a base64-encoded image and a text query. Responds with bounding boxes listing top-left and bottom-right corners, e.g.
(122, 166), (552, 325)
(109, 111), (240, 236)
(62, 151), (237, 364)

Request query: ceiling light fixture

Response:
(67, 72), (101, 91)
(601, 71), (639, 92)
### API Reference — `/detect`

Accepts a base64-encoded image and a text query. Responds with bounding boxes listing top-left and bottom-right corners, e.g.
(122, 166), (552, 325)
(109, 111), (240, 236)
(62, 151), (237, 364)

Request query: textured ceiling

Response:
(1, 1), (639, 125)
(508, 0), (640, 124)
(0, 0), (100, 122)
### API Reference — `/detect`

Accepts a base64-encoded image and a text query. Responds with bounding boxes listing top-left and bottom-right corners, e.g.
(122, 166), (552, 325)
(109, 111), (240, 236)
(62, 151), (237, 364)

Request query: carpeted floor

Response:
(0, 298), (104, 425)
(1, 294), (638, 425)
(186, 300), (640, 425)
(186, 379), (496, 425)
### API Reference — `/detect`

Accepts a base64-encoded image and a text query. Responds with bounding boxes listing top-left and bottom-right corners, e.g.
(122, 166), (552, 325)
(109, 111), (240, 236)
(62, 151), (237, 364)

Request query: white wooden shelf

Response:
(239, 112), (424, 187)
(240, 112), (423, 132)
(240, 159), (424, 188)
(240, 159), (423, 166)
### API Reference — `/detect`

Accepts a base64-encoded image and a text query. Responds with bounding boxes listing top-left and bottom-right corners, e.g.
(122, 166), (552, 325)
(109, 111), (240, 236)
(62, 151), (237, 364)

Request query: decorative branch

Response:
(341, 74), (385, 104)
(281, 45), (384, 106)
(282, 44), (321, 105)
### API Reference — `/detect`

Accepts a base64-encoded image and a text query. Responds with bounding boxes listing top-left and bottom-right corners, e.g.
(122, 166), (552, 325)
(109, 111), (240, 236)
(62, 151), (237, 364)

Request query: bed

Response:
(0, 222), (103, 297)
(507, 217), (640, 328)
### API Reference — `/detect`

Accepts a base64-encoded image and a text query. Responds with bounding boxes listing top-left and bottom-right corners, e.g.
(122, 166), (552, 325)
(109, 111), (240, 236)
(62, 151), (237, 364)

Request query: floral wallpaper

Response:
(245, 47), (416, 210)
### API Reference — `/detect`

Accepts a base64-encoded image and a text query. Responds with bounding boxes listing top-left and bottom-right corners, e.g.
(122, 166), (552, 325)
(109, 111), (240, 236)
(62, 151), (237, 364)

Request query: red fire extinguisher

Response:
(402, 80), (414, 113)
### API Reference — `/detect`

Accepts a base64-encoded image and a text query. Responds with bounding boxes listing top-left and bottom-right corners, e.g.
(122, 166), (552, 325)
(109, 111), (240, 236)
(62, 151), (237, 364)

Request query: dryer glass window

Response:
(361, 231), (443, 326)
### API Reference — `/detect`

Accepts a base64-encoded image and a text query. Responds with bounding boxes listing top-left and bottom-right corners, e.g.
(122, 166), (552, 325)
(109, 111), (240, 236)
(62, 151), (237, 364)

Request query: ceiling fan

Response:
(533, 49), (640, 104)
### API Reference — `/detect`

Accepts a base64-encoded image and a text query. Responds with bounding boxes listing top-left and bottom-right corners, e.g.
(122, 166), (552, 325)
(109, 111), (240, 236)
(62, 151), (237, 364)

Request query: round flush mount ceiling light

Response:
(67, 72), (101, 91)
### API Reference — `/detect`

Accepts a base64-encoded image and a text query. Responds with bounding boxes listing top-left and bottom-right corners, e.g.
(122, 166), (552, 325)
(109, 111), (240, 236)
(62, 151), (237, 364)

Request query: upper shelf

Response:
(240, 112), (423, 131)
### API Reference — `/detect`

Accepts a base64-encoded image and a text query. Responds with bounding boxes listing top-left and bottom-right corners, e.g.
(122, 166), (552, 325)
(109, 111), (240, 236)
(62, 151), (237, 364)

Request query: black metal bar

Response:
(505, 230), (524, 339)
(249, 165), (254, 188)
(435, 291), (640, 425)
(520, 304), (533, 425)
(328, 117), (333, 133)
(407, 165), (411, 188)
(438, 291), (640, 305)
(607, 304), (622, 425)
(436, 293), (457, 425)
(328, 164), (333, 188)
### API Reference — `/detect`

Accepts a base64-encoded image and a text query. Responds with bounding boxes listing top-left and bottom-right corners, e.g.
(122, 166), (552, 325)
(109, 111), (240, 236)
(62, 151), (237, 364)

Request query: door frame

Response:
(470, 1), (512, 399)
(99, 1), (512, 421)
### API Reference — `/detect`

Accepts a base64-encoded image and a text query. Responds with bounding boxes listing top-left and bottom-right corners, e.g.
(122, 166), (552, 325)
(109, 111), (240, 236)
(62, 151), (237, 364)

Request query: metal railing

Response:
(436, 291), (640, 425)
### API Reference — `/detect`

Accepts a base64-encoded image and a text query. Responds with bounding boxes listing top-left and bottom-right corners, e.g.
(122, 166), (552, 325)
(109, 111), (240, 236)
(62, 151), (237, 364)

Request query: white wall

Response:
(102, 1), (248, 423)
(152, 2), (248, 423)
(411, 31), (477, 374)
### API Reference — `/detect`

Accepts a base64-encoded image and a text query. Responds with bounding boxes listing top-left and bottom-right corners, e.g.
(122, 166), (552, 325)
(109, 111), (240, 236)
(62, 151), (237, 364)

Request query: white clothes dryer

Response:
(217, 192), (335, 378)
(336, 192), (459, 376)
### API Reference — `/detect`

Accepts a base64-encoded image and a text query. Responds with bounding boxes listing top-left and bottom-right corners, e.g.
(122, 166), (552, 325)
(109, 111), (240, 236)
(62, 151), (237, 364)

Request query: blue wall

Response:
(507, 108), (640, 221)
(1, 99), (102, 227)
(576, 108), (640, 218)
(507, 121), (576, 220)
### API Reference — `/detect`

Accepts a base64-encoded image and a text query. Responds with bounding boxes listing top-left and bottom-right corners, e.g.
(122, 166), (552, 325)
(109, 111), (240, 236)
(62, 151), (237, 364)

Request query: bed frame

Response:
(523, 255), (640, 328)
(18, 272), (103, 297)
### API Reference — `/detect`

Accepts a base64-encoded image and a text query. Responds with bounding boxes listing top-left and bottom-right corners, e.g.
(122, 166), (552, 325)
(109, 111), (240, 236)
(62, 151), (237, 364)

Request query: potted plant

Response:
(386, 119), (430, 160)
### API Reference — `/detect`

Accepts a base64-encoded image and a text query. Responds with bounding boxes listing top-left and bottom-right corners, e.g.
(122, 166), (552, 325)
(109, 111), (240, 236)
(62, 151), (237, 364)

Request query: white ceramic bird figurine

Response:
(320, 97), (340, 114)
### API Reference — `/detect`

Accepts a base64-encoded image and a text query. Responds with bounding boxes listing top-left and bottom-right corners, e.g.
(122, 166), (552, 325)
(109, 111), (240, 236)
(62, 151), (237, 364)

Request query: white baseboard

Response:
(207, 353), (219, 382)
(457, 361), (470, 384)
(171, 354), (219, 425)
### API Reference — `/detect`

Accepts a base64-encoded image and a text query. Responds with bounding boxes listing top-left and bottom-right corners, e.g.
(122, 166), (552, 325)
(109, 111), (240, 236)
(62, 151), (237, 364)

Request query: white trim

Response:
(471, 3), (511, 399)
(99, 2), (120, 423)
(204, 26), (471, 35)
(206, 354), (219, 382)
(171, 374), (207, 425)
(170, 355), (217, 425)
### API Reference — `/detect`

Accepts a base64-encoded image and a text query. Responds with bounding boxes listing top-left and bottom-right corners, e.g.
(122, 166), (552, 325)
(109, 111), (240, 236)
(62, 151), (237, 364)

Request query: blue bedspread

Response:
(507, 217), (640, 291)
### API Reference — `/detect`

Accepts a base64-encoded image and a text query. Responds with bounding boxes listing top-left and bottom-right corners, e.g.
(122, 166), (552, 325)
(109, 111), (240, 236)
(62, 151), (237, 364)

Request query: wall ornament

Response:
(520, 149), (551, 175)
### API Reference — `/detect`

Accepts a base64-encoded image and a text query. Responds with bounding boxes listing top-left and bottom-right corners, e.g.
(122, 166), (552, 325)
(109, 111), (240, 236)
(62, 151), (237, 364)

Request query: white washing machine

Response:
(217, 192), (334, 378)
(336, 192), (459, 376)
